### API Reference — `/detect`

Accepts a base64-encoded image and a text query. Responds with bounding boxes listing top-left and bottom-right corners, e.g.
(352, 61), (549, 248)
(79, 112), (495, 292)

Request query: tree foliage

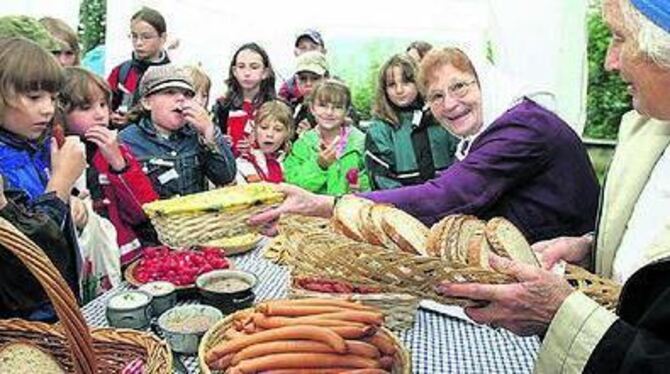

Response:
(78, 0), (106, 54)
(584, 10), (631, 139)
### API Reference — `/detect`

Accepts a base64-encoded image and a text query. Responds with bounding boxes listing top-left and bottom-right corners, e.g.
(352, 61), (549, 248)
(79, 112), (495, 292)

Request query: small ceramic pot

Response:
(106, 290), (153, 329)
(157, 304), (222, 354)
(196, 270), (257, 314)
(139, 281), (177, 316)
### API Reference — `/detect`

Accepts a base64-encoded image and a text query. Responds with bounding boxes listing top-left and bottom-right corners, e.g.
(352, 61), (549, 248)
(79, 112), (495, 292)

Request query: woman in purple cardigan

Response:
(254, 47), (599, 244)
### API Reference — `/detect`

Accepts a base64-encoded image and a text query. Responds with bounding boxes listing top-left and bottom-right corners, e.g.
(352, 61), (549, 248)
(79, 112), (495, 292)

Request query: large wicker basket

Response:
(198, 308), (412, 374)
(0, 217), (172, 373)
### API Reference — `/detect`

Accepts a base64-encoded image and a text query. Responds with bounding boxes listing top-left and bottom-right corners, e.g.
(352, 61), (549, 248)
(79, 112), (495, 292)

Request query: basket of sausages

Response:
(289, 274), (419, 331)
(199, 298), (411, 374)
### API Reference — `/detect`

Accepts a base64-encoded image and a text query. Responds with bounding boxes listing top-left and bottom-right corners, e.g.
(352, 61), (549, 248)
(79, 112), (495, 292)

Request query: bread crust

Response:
(484, 217), (540, 267)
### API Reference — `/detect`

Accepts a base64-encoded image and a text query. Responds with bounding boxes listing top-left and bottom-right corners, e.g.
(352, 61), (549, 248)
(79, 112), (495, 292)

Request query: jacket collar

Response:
(136, 116), (196, 139)
(0, 127), (44, 153)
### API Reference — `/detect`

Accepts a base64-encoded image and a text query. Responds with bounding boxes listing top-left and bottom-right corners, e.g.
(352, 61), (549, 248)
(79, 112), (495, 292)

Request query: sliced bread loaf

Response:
(380, 207), (430, 256)
(332, 195), (373, 242)
(485, 217), (540, 267)
(0, 342), (65, 373)
(454, 217), (486, 266)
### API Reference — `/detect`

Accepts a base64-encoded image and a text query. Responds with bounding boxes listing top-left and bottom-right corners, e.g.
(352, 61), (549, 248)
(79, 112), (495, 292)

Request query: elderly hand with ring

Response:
(435, 254), (574, 336)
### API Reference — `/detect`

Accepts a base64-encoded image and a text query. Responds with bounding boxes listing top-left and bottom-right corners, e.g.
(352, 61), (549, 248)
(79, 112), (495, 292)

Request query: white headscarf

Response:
(450, 47), (556, 160)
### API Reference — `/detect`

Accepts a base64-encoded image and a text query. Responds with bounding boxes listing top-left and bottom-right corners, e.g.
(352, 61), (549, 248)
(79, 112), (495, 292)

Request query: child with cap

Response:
(279, 29), (327, 106)
(119, 64), (236, 199)
(291, 51), (362, 140)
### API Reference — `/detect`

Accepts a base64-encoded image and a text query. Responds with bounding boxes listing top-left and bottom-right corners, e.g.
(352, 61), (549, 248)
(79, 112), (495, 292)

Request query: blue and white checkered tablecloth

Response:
(83, 245), (540, 373)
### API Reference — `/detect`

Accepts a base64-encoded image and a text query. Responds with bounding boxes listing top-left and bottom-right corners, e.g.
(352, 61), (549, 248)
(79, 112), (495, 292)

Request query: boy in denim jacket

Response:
(120, 64), (236, 198)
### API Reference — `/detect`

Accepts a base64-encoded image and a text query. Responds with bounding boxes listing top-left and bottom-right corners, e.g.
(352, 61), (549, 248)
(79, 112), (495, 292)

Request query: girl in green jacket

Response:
(365, 53), (457, 190)
(284, 80), (370, 195)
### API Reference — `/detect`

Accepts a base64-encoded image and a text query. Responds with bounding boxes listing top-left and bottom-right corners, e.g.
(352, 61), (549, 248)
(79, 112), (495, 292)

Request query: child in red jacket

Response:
(59, 67), (159, 265)
(235, 100), (293, 184)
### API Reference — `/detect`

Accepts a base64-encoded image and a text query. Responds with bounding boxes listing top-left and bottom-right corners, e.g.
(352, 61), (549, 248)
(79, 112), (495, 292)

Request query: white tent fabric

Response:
(0, 0), (588, 134)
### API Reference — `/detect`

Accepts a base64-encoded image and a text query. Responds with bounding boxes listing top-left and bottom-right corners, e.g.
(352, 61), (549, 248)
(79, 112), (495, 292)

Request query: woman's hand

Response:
(532, 235), (593, 270)
(248, 184), (336, 232)
(436, 254), (574, 336)
(85, 126), (126, 171)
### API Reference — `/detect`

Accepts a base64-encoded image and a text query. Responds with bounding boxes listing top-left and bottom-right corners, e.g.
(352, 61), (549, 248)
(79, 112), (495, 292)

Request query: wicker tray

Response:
(288, 275), (419, 331)
(144, 184), (284, 248)
(0, 217), (172, 373)
(198, 308), (411, 374)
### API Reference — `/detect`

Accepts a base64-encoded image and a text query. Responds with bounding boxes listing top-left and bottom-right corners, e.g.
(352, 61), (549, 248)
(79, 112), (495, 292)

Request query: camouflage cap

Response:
(0, 15), (60, 51)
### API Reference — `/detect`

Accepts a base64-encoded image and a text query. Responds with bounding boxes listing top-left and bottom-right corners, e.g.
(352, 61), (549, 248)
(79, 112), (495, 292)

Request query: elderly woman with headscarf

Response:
(433, 0), (670, 372)
(252, 46), (599, 245)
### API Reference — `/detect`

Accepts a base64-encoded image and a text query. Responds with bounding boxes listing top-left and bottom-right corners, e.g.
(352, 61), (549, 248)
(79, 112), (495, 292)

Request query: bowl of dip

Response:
(157, 304), (222, 354)
(106, 290), (153, 329)
(196, 270), (257, 313)
(139, 281), (177, 316)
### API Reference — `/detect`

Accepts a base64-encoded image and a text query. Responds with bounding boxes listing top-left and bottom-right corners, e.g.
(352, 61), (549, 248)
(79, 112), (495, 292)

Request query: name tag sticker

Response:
(157, 168), (179, 185)
(412, 110), (423, 126)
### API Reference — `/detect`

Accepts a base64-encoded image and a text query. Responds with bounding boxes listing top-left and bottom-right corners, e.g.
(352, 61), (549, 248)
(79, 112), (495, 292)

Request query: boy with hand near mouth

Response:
(119, 64), (236, 198)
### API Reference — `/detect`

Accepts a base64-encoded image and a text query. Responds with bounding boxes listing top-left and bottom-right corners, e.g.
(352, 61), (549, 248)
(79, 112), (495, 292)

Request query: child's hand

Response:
(110, 111), (128, 127)
(317, 136), (339, 169)
(70, 196), (89, 230)
(236, 138), (253, 157)
(47, 136), (87, 202)
(296, 119), (311, 136)
(85, 126), (126, 171)
(182, 103), (215, 142)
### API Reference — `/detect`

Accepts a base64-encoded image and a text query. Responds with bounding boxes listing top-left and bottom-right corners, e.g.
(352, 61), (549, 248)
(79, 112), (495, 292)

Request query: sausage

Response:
(257, 304), (350, 317)
(298, 311), (384, 326)
(329, 325), (377, 340)
(232, 352), (380, 372)
(363, 333), (396, 356)
(262, 298), (376, 311)
(232, 340), (337, 365)
(257, 369), (387, 374)
(209, 353), (234, 370)
(379, 355), (394, 370)
(230, 338), (381, 365)
(205, 325), (347, 364)
(254, 314), (364, 330)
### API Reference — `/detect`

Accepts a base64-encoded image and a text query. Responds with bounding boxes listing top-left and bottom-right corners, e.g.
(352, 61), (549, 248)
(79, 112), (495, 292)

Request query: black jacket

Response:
(0, 188), (79, 321)
(585, 259), (670, 373)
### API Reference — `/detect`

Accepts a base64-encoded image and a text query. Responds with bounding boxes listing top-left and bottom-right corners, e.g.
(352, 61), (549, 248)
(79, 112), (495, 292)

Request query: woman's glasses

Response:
(427, 79), (477, 106)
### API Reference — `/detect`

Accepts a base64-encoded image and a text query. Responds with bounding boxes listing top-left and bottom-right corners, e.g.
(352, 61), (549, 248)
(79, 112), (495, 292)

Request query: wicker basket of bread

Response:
(199, 298), (411, 373)
(291, 196), (621, 310)
(143, 183), (284, 248)
(262, 212), (420, 329)
(0, 217), (171, 373)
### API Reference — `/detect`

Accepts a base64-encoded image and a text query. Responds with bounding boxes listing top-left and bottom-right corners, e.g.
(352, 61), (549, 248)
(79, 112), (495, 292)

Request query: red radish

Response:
(346, 168), (359, 185)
